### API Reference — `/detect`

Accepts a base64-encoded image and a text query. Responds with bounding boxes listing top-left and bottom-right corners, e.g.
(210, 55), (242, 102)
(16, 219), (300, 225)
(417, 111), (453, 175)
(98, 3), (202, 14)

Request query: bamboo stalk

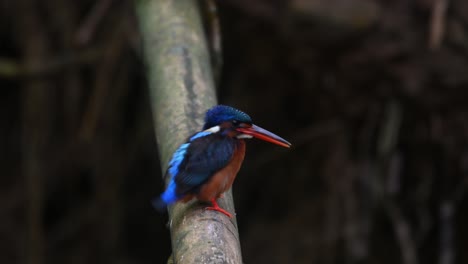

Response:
(136, 0), (243, 263)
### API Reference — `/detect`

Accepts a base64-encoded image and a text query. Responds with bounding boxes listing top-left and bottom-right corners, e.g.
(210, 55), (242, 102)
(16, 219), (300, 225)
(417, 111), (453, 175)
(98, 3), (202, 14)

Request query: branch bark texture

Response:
(136, 0), (243, 263)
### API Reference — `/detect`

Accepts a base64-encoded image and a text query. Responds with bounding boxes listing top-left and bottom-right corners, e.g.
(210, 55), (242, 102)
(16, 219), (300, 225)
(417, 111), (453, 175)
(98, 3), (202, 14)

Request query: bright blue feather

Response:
(168, 143), (189, 177)
(160, 179), (179, 204)
(189, 130), (212, 141)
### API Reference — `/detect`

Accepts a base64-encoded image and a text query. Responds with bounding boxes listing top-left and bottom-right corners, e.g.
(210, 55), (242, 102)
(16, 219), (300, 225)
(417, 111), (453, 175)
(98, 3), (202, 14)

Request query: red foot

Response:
(205, 198), (233, 218)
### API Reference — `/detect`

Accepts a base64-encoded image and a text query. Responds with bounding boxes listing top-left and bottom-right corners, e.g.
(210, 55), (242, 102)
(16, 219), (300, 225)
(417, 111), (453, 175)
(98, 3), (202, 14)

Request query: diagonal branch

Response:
(136, 0), (243, 263)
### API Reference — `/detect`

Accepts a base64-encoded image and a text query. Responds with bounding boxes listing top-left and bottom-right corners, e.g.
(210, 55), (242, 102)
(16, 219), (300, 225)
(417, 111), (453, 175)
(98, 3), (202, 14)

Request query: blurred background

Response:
(1, 0), (468, 263)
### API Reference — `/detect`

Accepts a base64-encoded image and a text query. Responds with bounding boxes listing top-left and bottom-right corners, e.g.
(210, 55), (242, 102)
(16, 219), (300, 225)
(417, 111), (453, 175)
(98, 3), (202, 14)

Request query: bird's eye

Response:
(232, 120), (239, 126)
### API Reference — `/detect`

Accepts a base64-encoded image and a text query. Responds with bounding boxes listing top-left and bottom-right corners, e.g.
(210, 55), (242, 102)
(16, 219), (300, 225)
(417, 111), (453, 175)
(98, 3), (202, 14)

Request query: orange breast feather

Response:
(196, 141), (246, 202)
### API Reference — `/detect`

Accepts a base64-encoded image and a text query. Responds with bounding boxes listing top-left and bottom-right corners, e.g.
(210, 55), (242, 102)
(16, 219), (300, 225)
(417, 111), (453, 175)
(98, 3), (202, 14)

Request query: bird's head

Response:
(203, 105), (291, 148)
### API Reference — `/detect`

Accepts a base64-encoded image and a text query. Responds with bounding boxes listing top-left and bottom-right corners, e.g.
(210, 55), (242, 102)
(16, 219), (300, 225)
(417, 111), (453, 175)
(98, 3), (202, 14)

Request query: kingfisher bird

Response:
(153, 105), (291, 218)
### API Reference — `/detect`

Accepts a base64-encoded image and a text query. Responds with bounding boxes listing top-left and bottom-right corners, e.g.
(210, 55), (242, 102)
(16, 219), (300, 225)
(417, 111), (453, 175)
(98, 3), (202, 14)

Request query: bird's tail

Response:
(152, 177), (178, 213)
(151, 197), (168, 213)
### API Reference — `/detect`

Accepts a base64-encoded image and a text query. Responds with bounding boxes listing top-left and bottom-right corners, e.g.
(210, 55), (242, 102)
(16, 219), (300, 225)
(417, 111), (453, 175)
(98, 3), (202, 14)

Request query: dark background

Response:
(1, 0), (468, 263)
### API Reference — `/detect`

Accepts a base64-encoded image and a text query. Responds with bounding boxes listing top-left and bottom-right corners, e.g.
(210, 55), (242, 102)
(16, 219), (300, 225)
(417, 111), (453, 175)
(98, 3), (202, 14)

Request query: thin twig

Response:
(200, 0), (223, 84)
(15, 1), (52, 263)
(79, 20), (128, 140)
(386, 202), (419, 264)
(47, 0), (82, 133)
(75, 0), (114, 46)
(429, 0), (449, 50)
(438, 200), (455, 264)
(0, 49), (99, 79)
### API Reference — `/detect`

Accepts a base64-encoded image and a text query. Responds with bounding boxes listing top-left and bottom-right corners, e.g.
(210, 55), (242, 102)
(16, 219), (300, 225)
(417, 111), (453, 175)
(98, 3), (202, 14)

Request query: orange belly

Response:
(195, 140), (246, 202)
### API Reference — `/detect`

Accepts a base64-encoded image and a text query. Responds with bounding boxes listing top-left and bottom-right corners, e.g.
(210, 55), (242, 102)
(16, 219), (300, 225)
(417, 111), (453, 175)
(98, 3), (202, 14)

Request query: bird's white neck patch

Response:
(189, 125), (221, 141)
(201, 125), (253, 139)
(204, 125), (220, 133)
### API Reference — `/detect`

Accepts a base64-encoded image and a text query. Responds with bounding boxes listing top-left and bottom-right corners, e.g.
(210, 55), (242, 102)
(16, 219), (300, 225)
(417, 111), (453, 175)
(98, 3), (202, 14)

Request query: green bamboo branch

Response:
(136, 0), (243, 263)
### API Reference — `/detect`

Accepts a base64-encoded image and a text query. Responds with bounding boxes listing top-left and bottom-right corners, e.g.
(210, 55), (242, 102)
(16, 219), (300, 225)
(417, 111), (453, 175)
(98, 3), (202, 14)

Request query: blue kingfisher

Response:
(153, 105), (291, 217)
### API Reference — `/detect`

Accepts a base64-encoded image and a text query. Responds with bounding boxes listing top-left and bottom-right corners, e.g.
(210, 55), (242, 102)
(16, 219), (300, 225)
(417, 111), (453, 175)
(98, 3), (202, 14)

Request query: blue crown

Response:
(203, 105), (252, 129)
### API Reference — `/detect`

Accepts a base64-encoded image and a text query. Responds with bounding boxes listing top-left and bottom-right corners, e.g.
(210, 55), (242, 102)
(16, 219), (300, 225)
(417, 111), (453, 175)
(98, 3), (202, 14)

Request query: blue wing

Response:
(176, 134), (236, 187)
(158, 130), (236, 205)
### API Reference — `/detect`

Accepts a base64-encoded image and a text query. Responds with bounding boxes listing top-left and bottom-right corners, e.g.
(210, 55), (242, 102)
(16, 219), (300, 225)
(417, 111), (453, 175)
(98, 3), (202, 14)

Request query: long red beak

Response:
(237, 124), (291, 148)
